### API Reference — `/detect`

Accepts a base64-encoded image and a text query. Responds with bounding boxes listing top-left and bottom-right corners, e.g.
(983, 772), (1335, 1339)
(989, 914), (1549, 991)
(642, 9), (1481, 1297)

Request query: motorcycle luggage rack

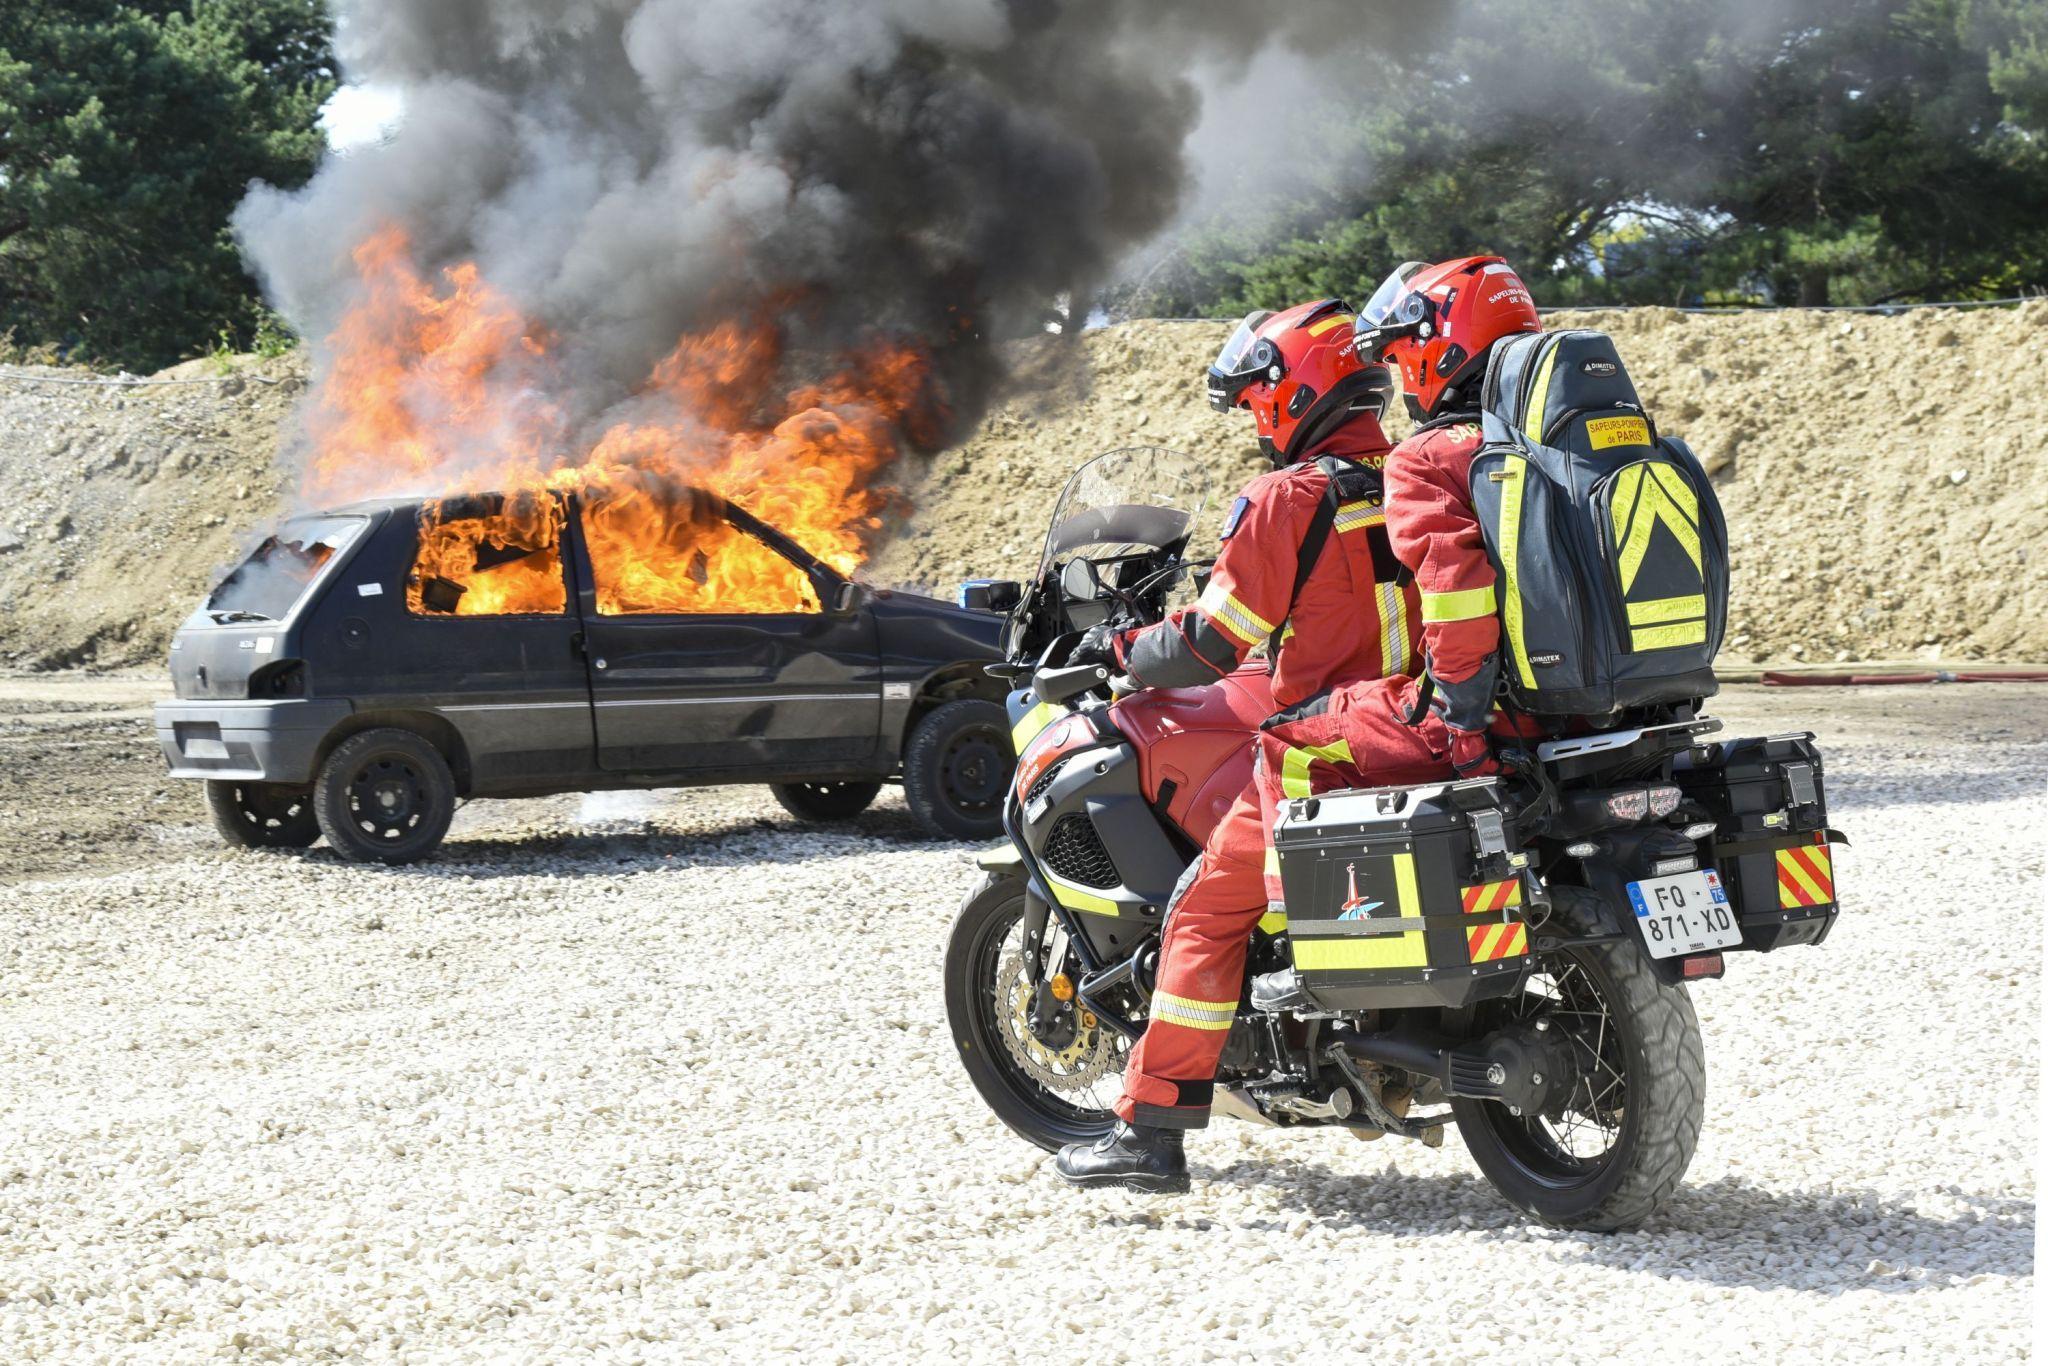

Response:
(1534, 717), (1721, 764)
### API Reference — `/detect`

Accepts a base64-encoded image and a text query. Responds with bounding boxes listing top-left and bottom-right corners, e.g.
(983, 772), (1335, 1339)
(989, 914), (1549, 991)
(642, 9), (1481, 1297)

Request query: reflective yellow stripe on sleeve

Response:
(1419, 584), (1497, 624)
(1198, 581), (1276, 647)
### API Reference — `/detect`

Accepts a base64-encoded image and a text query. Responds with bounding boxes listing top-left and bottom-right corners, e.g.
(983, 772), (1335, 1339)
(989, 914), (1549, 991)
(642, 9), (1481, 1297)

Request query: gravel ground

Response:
(0, 683), (2038, 1360)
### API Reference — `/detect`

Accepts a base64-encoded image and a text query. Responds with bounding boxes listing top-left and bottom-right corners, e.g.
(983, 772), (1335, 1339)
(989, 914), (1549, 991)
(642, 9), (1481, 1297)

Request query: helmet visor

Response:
(1212, 310), (1274, 377)
(1359, 262), (1427, 328)
(1206, 310), (1277, 411)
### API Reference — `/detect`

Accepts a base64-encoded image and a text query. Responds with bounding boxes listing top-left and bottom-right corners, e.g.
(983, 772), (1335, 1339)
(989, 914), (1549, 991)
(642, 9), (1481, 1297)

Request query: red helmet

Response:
(1207, 298), (1393, 466)
(1354, 257), (1542, 420)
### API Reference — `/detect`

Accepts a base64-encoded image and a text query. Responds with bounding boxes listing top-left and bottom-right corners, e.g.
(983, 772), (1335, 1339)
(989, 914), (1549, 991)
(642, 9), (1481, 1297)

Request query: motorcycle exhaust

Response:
(1332, 1023), (1576, 1117)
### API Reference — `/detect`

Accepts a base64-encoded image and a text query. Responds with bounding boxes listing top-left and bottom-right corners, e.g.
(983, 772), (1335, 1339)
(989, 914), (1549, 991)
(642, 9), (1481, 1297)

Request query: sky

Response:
(319, 84), (405, 151)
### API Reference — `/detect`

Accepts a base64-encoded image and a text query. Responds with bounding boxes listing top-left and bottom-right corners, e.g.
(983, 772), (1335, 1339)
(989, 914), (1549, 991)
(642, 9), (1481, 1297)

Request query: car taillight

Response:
(1605, 789), (1649, 822)
(1648, 785), (1681, 818)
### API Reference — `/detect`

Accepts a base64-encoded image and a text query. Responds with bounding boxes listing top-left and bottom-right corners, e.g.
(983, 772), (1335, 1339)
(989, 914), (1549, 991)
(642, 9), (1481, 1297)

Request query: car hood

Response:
(869, 586), (1006, 654)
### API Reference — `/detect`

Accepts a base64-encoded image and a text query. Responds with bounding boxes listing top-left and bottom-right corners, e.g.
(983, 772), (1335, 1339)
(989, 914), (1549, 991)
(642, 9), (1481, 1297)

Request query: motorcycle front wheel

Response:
(943, 870), (1127, 1153)
(1453, 925), (1706, 1232)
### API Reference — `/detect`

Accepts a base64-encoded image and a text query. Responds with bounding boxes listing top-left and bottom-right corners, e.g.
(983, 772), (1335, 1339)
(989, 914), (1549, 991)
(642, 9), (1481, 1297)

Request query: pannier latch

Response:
(1783, 760), (1823, 828)
(1469, 808), (1525, 878)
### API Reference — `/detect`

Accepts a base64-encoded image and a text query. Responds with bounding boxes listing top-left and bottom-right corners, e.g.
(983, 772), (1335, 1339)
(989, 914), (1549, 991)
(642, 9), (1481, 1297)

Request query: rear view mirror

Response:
(1059, 558), (1103, 602)
(958, 579), (1023, 614)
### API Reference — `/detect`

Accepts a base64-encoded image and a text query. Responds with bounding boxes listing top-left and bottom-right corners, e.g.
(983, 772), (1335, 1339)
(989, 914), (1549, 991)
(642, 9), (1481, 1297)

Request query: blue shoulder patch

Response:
(1219, 496), (1251, 540)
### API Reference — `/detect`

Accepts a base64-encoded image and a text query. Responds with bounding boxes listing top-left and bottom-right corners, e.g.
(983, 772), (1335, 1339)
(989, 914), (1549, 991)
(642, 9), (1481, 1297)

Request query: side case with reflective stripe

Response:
(1272, 778), (1532, 1012)
(1673, 733), (1838, 952)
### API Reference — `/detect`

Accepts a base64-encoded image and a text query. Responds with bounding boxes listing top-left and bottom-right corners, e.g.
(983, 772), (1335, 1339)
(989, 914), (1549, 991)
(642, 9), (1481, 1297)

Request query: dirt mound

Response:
(5, 303), (2045, 669)
(874, 302), (2048, 665)
(0, 355), (306, 668)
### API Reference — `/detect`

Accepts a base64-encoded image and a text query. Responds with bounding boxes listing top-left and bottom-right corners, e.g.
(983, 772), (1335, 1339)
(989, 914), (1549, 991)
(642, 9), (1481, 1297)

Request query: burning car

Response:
(155, 485), (1011, 863)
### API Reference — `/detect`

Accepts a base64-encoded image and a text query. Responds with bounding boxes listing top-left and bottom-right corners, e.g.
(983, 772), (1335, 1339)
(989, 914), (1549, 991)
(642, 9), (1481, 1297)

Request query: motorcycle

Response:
(945, 447), (1841, 1231)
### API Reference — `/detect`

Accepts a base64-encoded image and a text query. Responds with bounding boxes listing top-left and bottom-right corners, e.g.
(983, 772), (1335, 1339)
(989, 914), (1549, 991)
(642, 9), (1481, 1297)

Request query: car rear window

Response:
(206, 516), (367, 622)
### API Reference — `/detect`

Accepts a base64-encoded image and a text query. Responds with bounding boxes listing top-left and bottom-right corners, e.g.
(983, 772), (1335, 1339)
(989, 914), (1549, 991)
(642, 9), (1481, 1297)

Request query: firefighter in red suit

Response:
(1057, 259), (1542, 1193)
(1054, 299), (1422, 1192)
(1248, 257), (1547, 1015)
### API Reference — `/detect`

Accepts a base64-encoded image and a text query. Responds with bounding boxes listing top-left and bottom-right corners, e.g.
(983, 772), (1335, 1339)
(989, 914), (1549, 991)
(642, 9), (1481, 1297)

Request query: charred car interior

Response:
(157, 488), (1012, 863)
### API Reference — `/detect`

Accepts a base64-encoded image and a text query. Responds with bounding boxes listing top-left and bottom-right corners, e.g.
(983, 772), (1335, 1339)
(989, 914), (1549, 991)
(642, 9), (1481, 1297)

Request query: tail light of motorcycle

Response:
(1604, 789), (1649, 822)
(1648, 785), (1682, 818)
(1681, 952), (1725, 979)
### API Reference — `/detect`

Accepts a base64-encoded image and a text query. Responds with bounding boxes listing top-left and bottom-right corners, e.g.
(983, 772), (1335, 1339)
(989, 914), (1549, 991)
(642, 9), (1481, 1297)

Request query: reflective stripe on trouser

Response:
(1257, 676), (1467, 904)
(1116, 787), (1269, 1129)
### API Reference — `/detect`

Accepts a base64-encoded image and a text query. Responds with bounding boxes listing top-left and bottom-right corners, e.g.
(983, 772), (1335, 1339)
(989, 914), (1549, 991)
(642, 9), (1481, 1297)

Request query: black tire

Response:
(205, 780), (320, 850)
(903, 699), (1012, 839)
(312, 727), (457, 866)
(771, 780), (883, 822)
(1453, 916), (1706, 1232)
(944, 871), (1121, 1153)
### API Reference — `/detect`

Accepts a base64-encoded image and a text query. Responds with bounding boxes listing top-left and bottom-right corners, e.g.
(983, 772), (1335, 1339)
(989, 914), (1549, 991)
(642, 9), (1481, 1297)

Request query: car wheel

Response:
(205, 780), (321, 850)
(771, 780), (883, 822)
(903, 699), (1012, 840)
(312, 727), (457, 865)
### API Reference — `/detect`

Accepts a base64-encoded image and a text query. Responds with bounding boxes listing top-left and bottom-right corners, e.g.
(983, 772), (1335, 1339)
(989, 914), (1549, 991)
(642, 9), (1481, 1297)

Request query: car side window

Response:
(407, 492), (569, 616)
(579, 484), (820, 616)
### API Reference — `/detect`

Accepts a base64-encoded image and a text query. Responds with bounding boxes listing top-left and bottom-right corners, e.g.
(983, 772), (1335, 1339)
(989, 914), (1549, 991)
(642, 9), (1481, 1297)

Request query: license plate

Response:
(1626, 868), (1741, 959)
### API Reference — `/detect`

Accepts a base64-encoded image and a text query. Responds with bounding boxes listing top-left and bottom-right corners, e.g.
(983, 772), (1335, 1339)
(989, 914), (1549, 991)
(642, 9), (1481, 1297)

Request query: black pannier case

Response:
(1273, 778), (1536, 1011)
(1675, 733), (1839, 951)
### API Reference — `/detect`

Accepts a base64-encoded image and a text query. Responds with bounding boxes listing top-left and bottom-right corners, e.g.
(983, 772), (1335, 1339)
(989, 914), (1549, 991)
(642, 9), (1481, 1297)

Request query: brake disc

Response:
(995, 951), (1117, 1091)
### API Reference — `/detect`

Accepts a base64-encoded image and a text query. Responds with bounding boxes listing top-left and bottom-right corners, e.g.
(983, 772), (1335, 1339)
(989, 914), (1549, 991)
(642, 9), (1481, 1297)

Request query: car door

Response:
(354, 492), (597, 794)
(570, 489), (883, 775)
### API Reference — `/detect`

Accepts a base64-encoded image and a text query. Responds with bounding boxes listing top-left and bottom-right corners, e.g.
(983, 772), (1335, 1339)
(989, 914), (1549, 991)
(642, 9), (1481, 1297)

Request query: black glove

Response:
(1070, 623), (1123, 669)
(1430, 655), (1500, 732)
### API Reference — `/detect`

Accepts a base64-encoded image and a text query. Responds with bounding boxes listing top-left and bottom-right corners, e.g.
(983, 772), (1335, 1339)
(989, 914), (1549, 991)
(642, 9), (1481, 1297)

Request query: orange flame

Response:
(304, 226), (939, 617)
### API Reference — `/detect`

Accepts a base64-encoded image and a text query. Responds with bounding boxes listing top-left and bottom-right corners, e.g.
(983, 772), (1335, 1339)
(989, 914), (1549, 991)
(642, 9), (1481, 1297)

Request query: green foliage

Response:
(0, 1), (334, 372)
(1141, 0), (2048, 315)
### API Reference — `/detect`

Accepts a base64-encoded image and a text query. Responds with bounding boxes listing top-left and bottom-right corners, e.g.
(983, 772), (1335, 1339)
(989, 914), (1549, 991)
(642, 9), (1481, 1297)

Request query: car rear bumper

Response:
(154, 699), (352, 783)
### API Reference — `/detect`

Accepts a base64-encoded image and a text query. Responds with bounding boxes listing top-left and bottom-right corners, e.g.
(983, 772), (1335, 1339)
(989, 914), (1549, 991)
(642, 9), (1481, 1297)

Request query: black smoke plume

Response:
(238, 0), (1406, 457)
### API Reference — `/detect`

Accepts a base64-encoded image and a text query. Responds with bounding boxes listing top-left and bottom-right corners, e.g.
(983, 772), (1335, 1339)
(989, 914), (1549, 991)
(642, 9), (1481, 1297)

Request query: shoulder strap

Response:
(1267, 455), (1379, 655)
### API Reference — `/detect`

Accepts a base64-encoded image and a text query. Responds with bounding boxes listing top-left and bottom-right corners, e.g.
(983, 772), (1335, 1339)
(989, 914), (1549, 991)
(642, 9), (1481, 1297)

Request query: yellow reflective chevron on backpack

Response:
(1607, 460), (1709, 651)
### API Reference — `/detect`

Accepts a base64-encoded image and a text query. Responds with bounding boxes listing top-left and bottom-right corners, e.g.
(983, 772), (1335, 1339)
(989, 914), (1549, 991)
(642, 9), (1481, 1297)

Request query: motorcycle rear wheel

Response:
(1453, 930), (1705, 1232)
(944, 870), (1123, 1153)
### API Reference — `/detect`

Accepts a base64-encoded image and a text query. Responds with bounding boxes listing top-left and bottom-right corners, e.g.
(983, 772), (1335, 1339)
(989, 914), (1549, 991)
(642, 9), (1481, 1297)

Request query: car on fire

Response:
(155, 486), (1013, 863)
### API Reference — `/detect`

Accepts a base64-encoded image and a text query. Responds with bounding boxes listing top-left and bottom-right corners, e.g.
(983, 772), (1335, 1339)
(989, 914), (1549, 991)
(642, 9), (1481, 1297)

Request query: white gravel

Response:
(0, 688), (2038, 1361)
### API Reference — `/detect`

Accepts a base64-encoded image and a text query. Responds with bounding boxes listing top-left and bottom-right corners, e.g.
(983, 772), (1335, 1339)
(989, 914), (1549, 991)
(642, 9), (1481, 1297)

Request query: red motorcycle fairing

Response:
(1110, 662), (1277, 847)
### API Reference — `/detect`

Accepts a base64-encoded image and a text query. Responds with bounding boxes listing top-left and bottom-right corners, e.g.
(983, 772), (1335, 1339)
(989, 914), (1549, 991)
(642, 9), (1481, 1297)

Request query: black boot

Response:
(1054, 1122), (1190, 1193)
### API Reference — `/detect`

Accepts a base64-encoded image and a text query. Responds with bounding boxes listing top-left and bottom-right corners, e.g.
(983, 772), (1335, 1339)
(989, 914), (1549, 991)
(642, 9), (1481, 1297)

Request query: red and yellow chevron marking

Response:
(1777, 840), (1835, 909)
(1467, 921), (1528, 963)
(1461, 878), (1523, 914)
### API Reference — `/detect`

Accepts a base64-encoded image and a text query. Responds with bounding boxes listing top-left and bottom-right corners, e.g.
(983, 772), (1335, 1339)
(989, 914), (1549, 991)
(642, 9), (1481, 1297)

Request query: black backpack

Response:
(1466, 330), (1729, 716)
